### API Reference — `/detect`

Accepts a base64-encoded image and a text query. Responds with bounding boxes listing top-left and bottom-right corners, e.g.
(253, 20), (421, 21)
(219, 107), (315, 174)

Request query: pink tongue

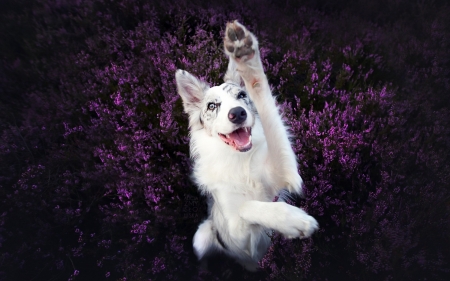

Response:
(229, 128), (250, 146)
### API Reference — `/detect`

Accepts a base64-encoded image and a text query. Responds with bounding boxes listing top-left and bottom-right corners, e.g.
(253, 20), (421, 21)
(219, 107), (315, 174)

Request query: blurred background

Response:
(1, 0), (449, 280)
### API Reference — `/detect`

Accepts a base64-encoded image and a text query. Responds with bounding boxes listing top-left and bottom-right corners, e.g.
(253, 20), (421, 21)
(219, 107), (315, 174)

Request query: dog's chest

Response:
(198, 159), (263, 184)
(194, 151), (270, 196)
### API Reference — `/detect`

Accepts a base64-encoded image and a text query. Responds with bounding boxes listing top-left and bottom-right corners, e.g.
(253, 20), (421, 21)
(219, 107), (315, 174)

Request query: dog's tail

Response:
(193, 219), (215, 260)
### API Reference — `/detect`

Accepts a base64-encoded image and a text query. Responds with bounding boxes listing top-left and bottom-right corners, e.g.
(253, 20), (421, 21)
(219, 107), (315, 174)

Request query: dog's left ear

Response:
(176, 70), (209, 130)
(175, 70), (209, 116)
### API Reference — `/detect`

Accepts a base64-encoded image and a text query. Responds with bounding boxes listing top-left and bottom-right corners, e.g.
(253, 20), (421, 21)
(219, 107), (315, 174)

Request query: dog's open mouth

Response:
(218, 127), (252, 152)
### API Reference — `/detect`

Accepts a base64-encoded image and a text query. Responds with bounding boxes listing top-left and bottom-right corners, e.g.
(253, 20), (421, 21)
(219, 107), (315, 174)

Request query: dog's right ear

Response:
(175, 70), (209, 116)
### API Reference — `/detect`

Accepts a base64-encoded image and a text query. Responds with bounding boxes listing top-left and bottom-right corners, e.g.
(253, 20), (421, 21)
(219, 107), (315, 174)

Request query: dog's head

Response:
(175, 69), (256, 152)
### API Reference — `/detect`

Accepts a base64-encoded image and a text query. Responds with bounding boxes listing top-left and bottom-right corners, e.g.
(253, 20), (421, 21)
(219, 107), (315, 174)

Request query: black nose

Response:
(228, 106), (247, 124)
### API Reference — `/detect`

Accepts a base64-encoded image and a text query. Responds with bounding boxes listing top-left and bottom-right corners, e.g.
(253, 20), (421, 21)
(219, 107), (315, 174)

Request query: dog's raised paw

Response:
(224, 21), (257, 62)
(280, 207), (319, 239)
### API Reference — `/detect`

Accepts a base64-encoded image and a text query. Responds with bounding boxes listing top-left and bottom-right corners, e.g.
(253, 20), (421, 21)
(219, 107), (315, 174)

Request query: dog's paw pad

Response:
(224, 21), (256, 61)
(226, 24), (245, 42)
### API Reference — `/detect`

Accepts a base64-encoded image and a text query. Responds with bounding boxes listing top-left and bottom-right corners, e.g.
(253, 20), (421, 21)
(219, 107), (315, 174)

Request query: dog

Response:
(175, 20), (318, 271)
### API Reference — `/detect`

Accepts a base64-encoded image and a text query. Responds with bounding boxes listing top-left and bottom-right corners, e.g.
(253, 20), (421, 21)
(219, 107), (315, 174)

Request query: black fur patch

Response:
(216, 231), (228, 250)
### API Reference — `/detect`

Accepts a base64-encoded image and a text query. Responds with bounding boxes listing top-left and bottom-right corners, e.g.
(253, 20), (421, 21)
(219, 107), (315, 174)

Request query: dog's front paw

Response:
(224, 21), (258, 63)
(278, 207), (319, 239)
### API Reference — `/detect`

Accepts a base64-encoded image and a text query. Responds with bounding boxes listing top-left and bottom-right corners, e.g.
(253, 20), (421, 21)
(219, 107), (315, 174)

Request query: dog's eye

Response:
(207, 103), (216, 110)
(237, 91), (247, 99)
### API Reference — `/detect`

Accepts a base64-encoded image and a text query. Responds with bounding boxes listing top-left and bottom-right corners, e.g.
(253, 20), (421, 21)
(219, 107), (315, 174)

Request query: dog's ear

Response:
(176, 70), (209, 130)
(175, 70), (209, 116)
(223, 60), (243, 86)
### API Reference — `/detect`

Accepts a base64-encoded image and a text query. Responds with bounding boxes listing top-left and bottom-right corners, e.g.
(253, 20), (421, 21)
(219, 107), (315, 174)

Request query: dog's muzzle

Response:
(218, 127), (252, 152)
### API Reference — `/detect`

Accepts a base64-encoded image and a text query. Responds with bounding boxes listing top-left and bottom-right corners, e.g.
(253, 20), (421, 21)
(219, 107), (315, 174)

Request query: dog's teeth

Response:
(226, 134), (230, 138)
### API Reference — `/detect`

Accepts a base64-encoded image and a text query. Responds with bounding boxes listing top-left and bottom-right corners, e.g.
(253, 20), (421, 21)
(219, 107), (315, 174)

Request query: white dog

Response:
(175, 21), (318, 271)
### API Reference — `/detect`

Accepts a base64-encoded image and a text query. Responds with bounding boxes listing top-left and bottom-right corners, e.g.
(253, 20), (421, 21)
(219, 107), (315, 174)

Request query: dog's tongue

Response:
(229, 128), (250, 146)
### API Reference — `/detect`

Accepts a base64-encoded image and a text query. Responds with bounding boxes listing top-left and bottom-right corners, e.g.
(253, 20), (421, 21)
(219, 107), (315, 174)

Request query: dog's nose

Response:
(228, 106), (247, 124)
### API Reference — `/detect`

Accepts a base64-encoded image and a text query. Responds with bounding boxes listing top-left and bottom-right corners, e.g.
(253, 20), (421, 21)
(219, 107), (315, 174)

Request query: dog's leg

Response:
(212, 188), (317, 240)
(223, 21), (319, 239)
(211, 187), (316, 248)
(239, 200), (319, 239)
(224, 21), (303, 195)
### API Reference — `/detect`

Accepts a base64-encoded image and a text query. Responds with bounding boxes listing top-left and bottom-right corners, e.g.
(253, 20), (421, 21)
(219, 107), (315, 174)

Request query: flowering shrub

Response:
(1, 0), (449, 280)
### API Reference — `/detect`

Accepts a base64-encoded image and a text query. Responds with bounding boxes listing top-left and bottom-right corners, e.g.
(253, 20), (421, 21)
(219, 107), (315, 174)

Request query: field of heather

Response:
(1, 0), (449, 280)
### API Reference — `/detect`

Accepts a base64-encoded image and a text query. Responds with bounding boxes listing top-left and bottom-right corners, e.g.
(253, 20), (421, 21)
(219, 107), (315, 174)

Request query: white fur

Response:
(175, 21), (318, 271)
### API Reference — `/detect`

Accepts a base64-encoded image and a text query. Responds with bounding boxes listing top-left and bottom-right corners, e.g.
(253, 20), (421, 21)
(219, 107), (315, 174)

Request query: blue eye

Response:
(237, 91), (247, 99)
(207, 103), (216, 110)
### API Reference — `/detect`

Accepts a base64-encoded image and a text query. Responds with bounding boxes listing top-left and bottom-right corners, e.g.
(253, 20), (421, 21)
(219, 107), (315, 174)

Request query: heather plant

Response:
(1, 0), (449, 280)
